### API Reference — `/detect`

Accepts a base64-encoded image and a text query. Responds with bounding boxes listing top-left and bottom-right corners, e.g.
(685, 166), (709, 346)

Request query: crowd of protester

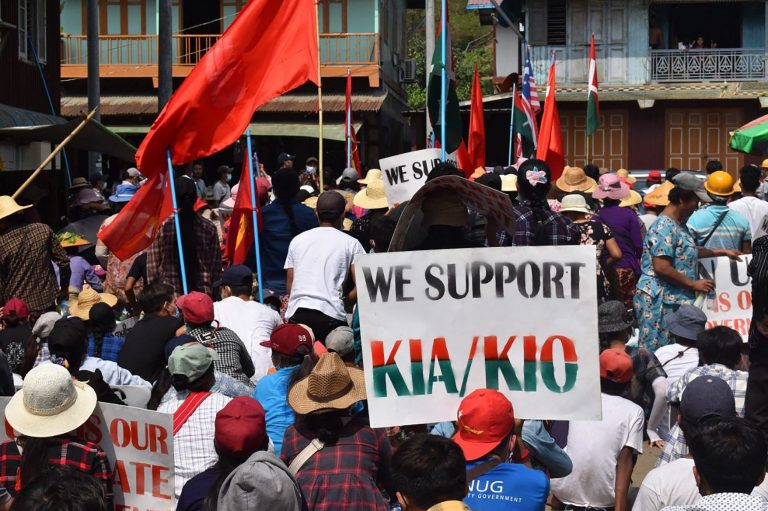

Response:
(0, 154), (766, 510)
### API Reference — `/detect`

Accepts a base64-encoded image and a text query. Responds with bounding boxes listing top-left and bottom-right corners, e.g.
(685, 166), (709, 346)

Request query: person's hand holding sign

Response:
(691, 279), (715, 294)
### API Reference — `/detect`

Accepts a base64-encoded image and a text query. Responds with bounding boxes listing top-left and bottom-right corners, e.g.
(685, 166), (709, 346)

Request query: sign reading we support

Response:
(0, 399), (174, 511)
(378, 149), (458, 206)
(699, 255), (753, 341)
(354, 246), (601, 428)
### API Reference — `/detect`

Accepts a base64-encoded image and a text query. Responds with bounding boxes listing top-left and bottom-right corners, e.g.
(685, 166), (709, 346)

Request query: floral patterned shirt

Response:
(637, 215), (697, 305)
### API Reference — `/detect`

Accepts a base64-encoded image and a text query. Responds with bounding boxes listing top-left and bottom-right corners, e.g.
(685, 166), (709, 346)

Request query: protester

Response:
(0, 364), (112, 505)
(337, 167), (361, 192)
(212, 165), (233, 206)
(746, 305), (768, 445)
(705, 160), (723, 174)
(67, 177), (110, 218)
(634, 376), (737, 511)
(281, 352), (392, 511)
(191, 162), (207, 198)
(729, 165), (768, 240)
(157, 342), (233, 497)
(285, 191), (364, 341)
(261, 168), (319, 299)
(350, 177), (389, 252)
(415, 164), (477, 250)
(520, 420), (573, 478)
(660, 417), (767, 511)
(687, 171), (751, 252)
(86, 302), (124, 362)
(147, 178), (222, 295)
(593, 173), (644, 308)
(506, 159), (579, 246)
(325, 326), (355, 364)
(560, 194), (621, 302)
(660, 326), (748, 466)
(213, 265), (281, 381)
(634, 174), (738, 351)
(124, 252), (147, 315)
(0, 298), (32, 374)
(0, 196), (70, 318)
(58, 233), (102, 295)
(277, 152), (296, 172)
(452, 389), (549, 511)
(554, 166), (597, 197)
(68, 285), (117, 323)
(391, 434), (470, 511)
(118, 282), (184, 382)
(9, 466), (108, 511)
(24, 312), (59, 375)
(550, 349), (644, 511)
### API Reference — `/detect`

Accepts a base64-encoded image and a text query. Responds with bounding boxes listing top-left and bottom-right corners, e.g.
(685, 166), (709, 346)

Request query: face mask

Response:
(226, 174), (232, 183)
(306, 166), (316, 173)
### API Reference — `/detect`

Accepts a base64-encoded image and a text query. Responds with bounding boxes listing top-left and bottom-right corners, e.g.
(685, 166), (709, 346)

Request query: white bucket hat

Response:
(6, 364), (97, 438)
(559, 194), (592, 214)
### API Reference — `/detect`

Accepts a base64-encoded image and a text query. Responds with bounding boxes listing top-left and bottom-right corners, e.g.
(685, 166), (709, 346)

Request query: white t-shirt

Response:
(284, 227), (365, 321)
(640, 214), (659, 231)
(654, 345), (699, 388)
(214, 296), (282, 382)
(634, 458), (699, 511)
(729, 196), (768, 240)
(550, 393), (644, 508)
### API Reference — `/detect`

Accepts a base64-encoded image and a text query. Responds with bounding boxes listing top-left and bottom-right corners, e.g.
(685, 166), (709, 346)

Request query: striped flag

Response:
(522, 48), (540, 113)
(586, 33), (600, 136)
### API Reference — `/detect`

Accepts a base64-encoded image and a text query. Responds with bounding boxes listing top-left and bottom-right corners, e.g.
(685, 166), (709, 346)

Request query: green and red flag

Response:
(427, 14), (462, 155)
(513, 92), (536, 158)
(586, 33), (600, 136)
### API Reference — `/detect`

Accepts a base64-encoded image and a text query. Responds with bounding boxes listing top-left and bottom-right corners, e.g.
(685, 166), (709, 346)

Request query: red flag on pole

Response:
(225, 158), (263, 265)
(99, 0), (319, 258)
(345, 71), (362, 176)
(467, 64), (486, 171)
(535, 56), (565, 180)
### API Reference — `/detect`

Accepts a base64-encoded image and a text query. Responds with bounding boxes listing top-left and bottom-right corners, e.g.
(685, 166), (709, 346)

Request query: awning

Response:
(0, 103), (64, 129)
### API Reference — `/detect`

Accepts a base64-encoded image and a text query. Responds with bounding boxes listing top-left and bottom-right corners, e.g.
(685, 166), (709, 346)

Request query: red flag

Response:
(345, 72), (362, 176)
(467, 64), (486, 171)
(515, 133), (523, 161)
(536, 57), (565, 180)
(100, 0), (318, 258)
(225, 159), (262, 265)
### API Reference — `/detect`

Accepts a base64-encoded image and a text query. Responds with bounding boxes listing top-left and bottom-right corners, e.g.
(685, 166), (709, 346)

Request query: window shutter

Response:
(546, 0), (567, 45)
(37, 0), (47, 63)
(18, 0), (28, 60)
(527, 3), (547, 45)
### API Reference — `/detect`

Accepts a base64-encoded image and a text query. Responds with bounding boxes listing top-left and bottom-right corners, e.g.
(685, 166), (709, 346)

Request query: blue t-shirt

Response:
(253, 365), (299, 455)
(177, 466), (219, 511)
(464, 460), (549, 511)
(87, 333), (125, 363)
(260, 200), (318, 293)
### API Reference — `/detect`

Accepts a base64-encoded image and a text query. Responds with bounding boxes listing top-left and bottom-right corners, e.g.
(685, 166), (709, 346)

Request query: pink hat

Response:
(222, 178), (271, 209)
(592, 173), (630, 201)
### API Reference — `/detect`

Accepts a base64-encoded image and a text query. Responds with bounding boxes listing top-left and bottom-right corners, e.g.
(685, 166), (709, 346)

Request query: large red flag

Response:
(226, 159), (263, 265)
(467, 64), (486, 171)
(100, 0), (319, 258)
(345, 71), (362, 176)
(536, 57), (565, 180)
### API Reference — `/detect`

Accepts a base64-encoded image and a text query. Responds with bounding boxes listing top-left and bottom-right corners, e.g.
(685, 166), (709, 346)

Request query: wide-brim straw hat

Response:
(359, 168), (382, 186)
(69, 284), (118, 320)
(6, 364), (97, 438)
(0, 196), (32, 221)
(616, 169), (637, 184)
(288, 352), (367, 415)
(620, 190), (643, 208)
(644, 180), (674, 207)
(555, 166), (597, 193)
(353, 178), (388, 209)
(303, 196), (318, 209)
(559, 194), (591, 214)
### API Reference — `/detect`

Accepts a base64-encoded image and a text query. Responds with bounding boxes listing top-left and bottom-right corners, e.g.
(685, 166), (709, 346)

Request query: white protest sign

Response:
(378, 149), (458, 206)
(354, 246), (601, 428)
(0, 399), (174, 510)
(698, 255), (753, 341)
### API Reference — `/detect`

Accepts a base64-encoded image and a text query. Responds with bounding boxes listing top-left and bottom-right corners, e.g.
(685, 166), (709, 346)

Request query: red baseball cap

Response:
(260, 323), (314, 356)
(214, 397), (267, 462)
(600, 349), (633, 384)
(647, 170), (662, 182)
(452, 389), (515, 461)
(3, 298), (29, 319)
(177, 292), (214, 325)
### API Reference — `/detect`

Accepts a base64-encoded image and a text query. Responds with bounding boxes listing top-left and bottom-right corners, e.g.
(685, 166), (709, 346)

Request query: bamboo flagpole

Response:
(13, 107), (99, 200)
(166, 147), (189, 295)
(316, 1), (324, 189)
(507, 83), (516, 167)
(245, 130), (265, 304)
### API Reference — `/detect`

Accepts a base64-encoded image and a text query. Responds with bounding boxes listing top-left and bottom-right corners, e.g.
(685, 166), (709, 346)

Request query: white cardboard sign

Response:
(378, 149), (458, 206)
(698, 255), (753, 341)
(0, 399), (174, 510)
(354, 246), (601, 428)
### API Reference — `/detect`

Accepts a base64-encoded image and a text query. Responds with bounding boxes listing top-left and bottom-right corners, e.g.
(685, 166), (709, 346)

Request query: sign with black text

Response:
(698, 255), (753, 341)
(354, 246), (601, 427)
(378, 149), (458, 206)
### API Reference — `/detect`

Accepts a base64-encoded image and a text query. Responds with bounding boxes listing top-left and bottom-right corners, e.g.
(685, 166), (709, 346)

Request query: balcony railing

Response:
(60, 32), (380, 83)
(651, 48), (766, 82)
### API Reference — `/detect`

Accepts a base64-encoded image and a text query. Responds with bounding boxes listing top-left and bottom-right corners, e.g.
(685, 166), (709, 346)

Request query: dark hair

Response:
(273, 169), (301, 237)
(287, 351), (318, 386)
(273, 344), (313, 370)
(598, 328), (632, 349)
(227, 284), (252, 298)
(11, 465), (107, 511)
(666, 167), (681, 182)
(688, 417), (767, 494)
(426, 162), (463, 182)
(87, 303), (116, 359)
(600, 378), (628, 396)
(706, 160), (723, 174)
(668, 186), (698, 205)
(170, 362), (215, 392)
(391, 434), (468, 509)
(298, 409), (347, 443)
(516, 159), (557, 244)
(369, 214), (396, 253)
(138, 282), (176, 314)
(697, 326), (742, 368)
(584, 164), (600, 182)
(739, 165), (761, 193)
(2, 312), (22, 328)
(175, 178), (202, 291)
(601, 198), (621, 208)
(47, 317), (88, 374)
(476, 173), (501, 191)
(202, 455), (242, 511)
(147, 368), (172, 410)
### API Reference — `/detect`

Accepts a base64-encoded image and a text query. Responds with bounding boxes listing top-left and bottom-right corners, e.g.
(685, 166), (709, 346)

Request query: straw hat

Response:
(358, 168), (382, 186)
(303, 196), (318, 209)
(559, 194), (591, 214)
(57, 232), (91, 248)
(69, 284), (118, 320)
(616, 169), (637, 184)
(288, 352), (367, 415)
(500, 174), (517, 192)
(69, 177), (91, 190)
(0, 196), (32, 221)
(555, 166), (597, 193)
(353, 178), (388, 210)
(620, 190), (643, 208)
(5, 364), (97, 438)
(644, 180), (674, 207)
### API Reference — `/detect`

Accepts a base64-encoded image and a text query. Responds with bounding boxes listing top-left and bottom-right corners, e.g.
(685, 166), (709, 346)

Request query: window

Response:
(546, 0), (566, 45)
(18, 0), (46, 63)
(527, 0), (566, 46)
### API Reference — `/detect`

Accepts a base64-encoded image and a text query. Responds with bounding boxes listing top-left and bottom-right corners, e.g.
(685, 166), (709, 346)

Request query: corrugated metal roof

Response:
(0, 103), (65, 129)
(61, 92), (388, 117)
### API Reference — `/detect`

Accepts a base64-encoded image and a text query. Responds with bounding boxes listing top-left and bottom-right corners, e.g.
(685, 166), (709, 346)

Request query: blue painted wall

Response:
(742, 2), (765, 48)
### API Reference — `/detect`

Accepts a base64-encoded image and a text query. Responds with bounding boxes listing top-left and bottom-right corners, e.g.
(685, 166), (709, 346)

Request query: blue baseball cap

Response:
(215, 264), (253, 288)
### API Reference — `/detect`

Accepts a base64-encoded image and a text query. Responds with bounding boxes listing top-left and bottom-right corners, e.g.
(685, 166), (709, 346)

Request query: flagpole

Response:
(439, 0), (447, 161)
(346, 68), (352, 169)
(245, 130), (265, 304)
(316, 2), (324, 189)
(507, 83), (516, 167)
(166, 147), (189, 295)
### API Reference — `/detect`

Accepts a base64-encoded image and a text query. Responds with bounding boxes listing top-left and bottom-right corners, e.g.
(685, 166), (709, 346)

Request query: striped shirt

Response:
(687, 205), (751, 250)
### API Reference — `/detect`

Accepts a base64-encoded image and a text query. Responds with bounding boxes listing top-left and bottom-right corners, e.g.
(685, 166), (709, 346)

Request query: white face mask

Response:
(306, 166), (316, 173)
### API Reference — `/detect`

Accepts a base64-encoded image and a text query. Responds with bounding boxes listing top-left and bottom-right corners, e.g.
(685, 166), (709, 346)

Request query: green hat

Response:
(168, 342), (219, 382)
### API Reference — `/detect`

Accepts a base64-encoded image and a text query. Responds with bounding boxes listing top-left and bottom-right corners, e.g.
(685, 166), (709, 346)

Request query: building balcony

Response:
(650, 48), (766, 83)
(60, 32), (381, 86)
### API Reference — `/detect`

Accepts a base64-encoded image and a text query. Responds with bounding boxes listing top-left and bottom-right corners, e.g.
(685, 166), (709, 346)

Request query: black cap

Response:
(316, 191), (347, 219)
(680, 376), (737, 425)
(218, 264), (253, 287)
(48, 317), (87, 352)
(277, 153), (295, 166)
